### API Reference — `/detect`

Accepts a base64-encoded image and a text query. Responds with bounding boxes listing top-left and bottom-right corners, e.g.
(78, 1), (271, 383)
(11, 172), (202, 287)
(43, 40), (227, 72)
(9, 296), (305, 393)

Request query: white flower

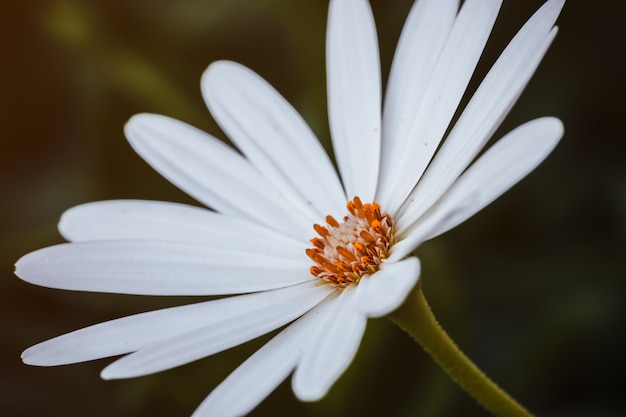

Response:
(16, 0), (565, 416)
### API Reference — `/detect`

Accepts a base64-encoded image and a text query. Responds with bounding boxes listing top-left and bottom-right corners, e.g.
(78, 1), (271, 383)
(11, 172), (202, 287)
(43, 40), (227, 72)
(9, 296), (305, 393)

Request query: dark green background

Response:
(1, 1), (624, 416)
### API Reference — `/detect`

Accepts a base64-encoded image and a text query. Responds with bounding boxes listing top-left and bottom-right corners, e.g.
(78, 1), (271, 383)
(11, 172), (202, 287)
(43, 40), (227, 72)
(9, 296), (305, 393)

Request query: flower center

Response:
(306, 196), (395, 288)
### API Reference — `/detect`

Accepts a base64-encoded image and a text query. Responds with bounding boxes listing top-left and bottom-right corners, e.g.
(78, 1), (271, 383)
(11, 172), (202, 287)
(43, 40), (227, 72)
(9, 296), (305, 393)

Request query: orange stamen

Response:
(313, 224), (329, 238)
(312, 238), (326, 248)
(336, 261), (352, 272)
(325, 215), (340, 228)
(359, 230), (375, 243)
(336, 246), (357, 261)
(306, 197), (395, 288)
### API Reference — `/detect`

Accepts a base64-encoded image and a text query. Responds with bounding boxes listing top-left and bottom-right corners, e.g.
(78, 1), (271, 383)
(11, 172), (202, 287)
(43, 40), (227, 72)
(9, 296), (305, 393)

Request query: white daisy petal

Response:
(389, 117), (563, 261)
(18, 1), (565, 415)
(292, 286), (367, 401)
(202, 61), (346, 219)
(192, 300), (333, 417)
(419, 117), (564, 241)
(397, 0), (563, 230)
(354, 257), (420, 318)
(59, 200), (306, 257)
(125, 113), (311, 239)
(15, 240), (312, 295)
(379, 0), (503, 214)
(378, 0), (458, 202)
(22, 282), (325, 367)
(101, 282), (333, 379)
(326, 0), (381, 201)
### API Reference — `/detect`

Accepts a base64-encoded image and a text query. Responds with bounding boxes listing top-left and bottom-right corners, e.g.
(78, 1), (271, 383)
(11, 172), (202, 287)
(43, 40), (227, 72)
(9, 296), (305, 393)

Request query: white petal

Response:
(59, 200), (306, 258)
(292, 285), (367, 401)
(202, 61), (346, 220)
(101, 282), (333, 379)
(326, 0), (381, 201)
(125, 113), (311, 239)
(192, 301), (330, 417)
(353, 257), (420, 318)
(21, 282), (325, 366)
(389, 117), (563, 261)
(15, 240), (312, 295)
(397, 0), (563, 231)
(378, 0), (503, 214)
(378, 0), (458, 202)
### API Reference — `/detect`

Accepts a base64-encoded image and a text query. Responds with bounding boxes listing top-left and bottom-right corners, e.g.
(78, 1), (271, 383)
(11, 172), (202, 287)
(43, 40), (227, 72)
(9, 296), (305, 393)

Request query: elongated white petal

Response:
(192, 299), (334, 417)
(21, 282), (325, 366)
(202, 61), (346, 220)
(390, 117), (563, 261)
(378, 0), (458, 202)
(15, 240), (312, 295)
(125, 114), (310, 239)
(326, 0), (381, 201)
(59, 200), (306, 258)
(292, 285), (367, 401)
(101, 282), (333, 379)
(378, 0), (503, 214)
(353, 257), (420, 318)
(397, 0), (563, 231)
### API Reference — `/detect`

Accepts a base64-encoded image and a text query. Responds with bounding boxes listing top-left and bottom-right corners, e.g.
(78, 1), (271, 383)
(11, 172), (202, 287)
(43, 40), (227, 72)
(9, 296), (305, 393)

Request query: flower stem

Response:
(388, 283), (533, 417)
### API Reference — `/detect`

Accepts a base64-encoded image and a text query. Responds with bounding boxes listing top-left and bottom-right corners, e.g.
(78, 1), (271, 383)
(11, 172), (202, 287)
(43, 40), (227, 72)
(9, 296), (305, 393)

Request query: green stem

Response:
(388, 283), (533, 417)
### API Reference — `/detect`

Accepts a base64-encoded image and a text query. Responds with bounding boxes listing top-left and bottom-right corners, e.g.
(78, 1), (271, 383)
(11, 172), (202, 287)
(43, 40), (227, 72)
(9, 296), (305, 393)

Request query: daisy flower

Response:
(16, 0), (565, 416)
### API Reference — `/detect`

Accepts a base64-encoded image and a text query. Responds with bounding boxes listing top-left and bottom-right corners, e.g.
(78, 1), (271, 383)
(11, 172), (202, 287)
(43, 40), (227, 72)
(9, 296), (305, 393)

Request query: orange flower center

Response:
(306, 196), (395, 288)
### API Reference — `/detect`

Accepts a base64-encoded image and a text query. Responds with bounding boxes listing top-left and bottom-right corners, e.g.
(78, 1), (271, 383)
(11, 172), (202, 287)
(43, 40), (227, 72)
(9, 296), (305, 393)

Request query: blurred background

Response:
(1, 0), (624, 416)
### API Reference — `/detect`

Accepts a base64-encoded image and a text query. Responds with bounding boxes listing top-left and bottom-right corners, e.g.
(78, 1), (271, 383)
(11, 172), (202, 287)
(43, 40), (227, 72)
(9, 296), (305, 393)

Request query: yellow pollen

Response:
(306, 196), (395, 288)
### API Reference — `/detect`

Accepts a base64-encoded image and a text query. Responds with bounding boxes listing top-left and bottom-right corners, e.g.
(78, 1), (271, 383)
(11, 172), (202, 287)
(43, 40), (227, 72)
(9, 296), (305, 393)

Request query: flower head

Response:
(16, 0), (565, 416)
(307, 197), (395, 287)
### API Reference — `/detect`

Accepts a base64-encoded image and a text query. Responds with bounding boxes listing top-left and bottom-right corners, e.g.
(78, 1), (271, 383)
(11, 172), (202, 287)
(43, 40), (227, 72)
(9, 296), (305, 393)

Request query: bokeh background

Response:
(1, 0), (624, 416)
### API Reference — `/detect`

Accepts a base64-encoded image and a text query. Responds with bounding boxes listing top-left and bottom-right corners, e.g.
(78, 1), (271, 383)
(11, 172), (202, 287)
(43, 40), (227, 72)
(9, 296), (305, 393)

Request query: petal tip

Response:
(201, 60), (245, 88)
(535, 116), (565, 141)
(100, 365), (120, 381)
(124, 113), (159, 146)
(20, 344), (54, 367)
(292, 380), (328, 403)
(21, 348), (34, 365)
(14, 253), (32, 282)
(549, 117), (565, 137)
(124, 112), (152, 131)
